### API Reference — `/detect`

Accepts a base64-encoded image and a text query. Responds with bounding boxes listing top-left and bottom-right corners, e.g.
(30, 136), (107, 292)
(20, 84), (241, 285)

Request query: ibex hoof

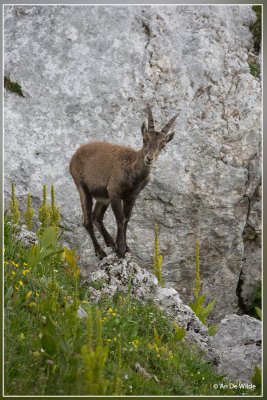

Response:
(115, 248), (126, 259)
(96, 249), (107, 260)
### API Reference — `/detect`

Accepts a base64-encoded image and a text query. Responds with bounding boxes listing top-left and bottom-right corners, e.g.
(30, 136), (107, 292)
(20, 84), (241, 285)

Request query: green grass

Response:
(3, 216), (261, 396)
(4, 76), (24, 97)
(249, 62), (260, 78)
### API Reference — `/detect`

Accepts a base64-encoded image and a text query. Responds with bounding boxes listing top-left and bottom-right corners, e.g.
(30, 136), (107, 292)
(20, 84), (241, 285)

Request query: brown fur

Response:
(69, 105), (178, 259)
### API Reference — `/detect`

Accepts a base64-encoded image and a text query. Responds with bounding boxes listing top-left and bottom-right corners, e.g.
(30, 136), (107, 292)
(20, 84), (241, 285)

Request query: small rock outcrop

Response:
(81, 253), (262, 382)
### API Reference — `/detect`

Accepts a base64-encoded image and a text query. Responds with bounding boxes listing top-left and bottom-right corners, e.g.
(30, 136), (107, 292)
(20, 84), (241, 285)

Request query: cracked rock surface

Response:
(4, 5), (261, 321)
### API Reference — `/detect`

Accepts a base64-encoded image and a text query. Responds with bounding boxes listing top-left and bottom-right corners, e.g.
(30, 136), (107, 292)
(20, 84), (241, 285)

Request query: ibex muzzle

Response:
(70, 104), (179, 260)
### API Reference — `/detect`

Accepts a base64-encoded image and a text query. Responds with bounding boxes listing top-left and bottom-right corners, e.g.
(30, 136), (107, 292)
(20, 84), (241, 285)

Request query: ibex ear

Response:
(141, 121), (147, 137)
(166, 131), (175, 143)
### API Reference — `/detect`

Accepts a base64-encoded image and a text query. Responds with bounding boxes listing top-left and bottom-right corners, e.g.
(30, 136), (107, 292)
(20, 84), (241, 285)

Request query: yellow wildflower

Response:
(15, 286), (18, 290)
(19, 281), (23, 286)
(22, 269), (30, 275)
(157, 354), (160, 357)
(106, 339), (111, 342)
(112, 313), (116, 316)
(36, 292), (39, 297)
(119, 295), (122, 299)
(133, 306), (136, 310)
(29, 302), (37, 307)
(19, 333), (25, 340)
(134, 345), (137, 348)
(12, 271), (15, 275)
(4, 262), (9, 265)
(113, 337), (117, 342)
(23, 263), (28, 266)
(107, 308), (113, 313)
(83, 300), (87, 303)
(33, 351), (40, 357)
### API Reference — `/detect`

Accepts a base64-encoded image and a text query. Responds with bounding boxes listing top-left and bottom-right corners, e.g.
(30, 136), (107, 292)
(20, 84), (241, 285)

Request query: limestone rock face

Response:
(4, 5), (261, 321)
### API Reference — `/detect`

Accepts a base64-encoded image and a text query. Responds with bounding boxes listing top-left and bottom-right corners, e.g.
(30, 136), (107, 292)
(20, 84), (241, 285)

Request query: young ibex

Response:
(70, 104), (179, 259)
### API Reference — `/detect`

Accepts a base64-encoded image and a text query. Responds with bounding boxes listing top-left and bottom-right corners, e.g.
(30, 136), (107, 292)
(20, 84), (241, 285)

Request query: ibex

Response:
(70, 104), (179, 260)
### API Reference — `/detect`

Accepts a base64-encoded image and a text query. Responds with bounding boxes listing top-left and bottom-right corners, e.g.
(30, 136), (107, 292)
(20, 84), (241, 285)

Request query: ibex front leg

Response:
(123, 198), (136, 253)
(109, 192), (126, 258)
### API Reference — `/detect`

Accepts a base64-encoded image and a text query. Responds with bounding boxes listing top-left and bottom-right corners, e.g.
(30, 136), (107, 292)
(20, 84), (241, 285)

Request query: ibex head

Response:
(141, 104), (179, 166)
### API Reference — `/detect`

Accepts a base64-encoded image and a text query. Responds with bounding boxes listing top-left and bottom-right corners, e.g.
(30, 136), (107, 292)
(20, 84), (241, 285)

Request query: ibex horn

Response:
(147, 104), (155, 131)
(161, 112), (180, 135)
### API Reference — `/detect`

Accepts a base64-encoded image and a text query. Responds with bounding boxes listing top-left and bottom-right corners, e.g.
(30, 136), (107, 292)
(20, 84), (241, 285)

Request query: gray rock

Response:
(4, 5), (261, 321)
(212, 314), (262, 382)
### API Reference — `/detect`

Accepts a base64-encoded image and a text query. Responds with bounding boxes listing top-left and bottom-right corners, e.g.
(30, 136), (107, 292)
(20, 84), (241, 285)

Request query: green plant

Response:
(153, 223), (164, 287)
(23, 193), (35, 230)
(189, 242), (218, 336)
(49, 185), (61, 231)
(38, 185), (51, 231)
(172, 321), (186, 343)
(80, 308), (109, 395)
(4, 76), (24, 96)
(9, 184), (20, 225)
(61, 247), (81, 280)
(248, 282), (261, 319)
(90, 278), (106, 290)
(249, 62), (260, 78)
(251, 365), (262, 393)
(111, 340), (123, 395)
(255, 306), (262, 320)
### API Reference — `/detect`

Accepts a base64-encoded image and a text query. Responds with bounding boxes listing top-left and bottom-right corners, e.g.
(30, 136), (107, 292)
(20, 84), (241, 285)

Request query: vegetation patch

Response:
(249, 62), (260, 78)
(250, 5), (262, 54)
(4, 186), (262, 395)
(4, 76), (24, 97)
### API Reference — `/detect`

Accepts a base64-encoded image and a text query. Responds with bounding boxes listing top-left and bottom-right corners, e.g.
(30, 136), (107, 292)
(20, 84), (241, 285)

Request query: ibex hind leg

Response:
(92, 201), (116, 250)
(78, 184), (107, 260)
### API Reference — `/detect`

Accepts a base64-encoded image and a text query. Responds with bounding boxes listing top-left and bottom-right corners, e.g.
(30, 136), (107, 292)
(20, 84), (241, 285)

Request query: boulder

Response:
(212, 314), (262, 382)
